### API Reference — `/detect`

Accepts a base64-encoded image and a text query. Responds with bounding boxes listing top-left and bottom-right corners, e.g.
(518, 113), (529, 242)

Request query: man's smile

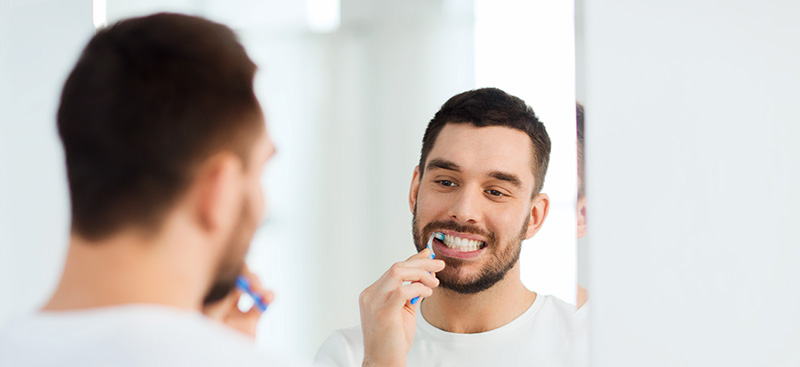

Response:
(433, 230), (489, 259)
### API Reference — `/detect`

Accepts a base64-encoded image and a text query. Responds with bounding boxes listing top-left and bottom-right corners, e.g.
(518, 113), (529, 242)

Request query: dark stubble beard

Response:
(202, 198), (253, 306)
(412, 205), (529, 294)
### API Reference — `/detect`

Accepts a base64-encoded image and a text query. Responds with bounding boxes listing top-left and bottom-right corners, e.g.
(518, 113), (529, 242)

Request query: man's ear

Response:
(194, 152), (243, 235)
(525, 193), (550, 239)
(577, 196), (587, 239)
(409, 166), (421, 214)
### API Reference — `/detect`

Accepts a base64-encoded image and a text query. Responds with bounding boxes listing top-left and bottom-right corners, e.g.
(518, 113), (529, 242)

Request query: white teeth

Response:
(443, 234), (484, 252)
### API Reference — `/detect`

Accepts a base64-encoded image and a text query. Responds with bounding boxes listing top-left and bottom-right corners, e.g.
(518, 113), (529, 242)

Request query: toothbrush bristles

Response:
(427, 232), (444, 247)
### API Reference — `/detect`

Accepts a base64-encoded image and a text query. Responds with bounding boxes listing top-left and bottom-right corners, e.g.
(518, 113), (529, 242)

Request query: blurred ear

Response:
(525, 193), (550, 239)
(408, 166), (421, 214)
(577, 196), (587, 239)
(194, 152), (244, 235)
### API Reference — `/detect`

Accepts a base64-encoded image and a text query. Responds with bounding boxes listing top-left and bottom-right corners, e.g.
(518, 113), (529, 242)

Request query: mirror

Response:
(2, 0), (580, 362)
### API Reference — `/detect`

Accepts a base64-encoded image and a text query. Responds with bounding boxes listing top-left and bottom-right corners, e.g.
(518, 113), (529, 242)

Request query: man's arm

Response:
(314, 328), (363, 367)
(358, 249), (444, 367)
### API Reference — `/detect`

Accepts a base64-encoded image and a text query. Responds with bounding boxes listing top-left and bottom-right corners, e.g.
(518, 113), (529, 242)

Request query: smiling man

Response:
(315, 88), (583, 366)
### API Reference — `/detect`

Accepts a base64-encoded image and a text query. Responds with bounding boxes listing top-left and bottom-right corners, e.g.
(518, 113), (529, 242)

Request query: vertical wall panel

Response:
(583, 1), (800, 366)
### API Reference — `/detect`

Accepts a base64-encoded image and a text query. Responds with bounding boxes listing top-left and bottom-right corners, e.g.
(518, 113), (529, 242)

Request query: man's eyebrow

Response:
(426, 159), (461, 172)
(488, 171), (523, 188)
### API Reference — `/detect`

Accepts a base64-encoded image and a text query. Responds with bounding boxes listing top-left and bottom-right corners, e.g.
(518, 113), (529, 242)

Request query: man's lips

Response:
(430, 230), (488, 259)
(433, 239), (486, 259)
(439, 230), (487, 243)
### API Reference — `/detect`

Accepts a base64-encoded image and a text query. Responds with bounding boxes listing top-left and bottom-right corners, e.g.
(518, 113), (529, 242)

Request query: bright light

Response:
(92, 0), (107, 29)
(306, 0), (340, 33)
(474, 0), (578, 303)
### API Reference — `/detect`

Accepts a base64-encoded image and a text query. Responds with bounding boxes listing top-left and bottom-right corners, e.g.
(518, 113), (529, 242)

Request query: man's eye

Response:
(437, 180), (457, 187)
(486, 189), (505, 197)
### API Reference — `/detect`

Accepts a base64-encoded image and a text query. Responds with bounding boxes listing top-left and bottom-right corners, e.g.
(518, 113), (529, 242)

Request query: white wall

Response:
(582, 1), (800, 366)
(0, 0), (91, 322)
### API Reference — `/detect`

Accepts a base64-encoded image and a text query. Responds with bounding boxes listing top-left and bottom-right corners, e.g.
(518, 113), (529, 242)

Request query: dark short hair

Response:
(576, 102), (585, 199)
(57, 13), (262, 240)
(418, 88), (551, 196)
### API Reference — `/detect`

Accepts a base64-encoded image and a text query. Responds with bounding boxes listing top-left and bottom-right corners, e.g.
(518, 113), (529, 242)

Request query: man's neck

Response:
(44, 228), (210, 312)
(420, 265), (536, 334)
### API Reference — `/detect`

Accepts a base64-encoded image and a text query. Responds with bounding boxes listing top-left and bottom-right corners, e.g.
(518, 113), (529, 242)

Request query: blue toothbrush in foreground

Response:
(410, 231), (445, 305)
(236, 275), (268, 312)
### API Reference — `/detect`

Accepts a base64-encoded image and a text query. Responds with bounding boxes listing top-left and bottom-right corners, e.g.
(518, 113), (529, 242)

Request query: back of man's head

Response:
(58, 13), (262, 241)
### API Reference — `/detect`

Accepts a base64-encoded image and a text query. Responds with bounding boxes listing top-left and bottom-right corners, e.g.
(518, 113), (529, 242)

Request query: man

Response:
(0, 13), (292, 366)
(576, 102), (588, 309)
(575, 102), (590, 367)
(315, 88), (583, 366)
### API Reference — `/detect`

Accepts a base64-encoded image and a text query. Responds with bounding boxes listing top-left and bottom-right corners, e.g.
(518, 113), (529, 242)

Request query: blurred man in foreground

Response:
(0, 13), (293, 366)
(315, 88), (585, 366)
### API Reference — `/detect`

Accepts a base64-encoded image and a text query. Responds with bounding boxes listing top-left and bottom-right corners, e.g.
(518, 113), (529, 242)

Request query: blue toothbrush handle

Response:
(236, 276), (268, 312)
(410, 251), (435, 305)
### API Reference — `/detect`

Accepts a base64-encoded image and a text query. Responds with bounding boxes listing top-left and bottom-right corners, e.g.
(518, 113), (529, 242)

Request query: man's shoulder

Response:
(331, 325), (364, 343)
(538, 294), (579, 320)
(314, 325), (363, 367)
(0, 305), (301, 367)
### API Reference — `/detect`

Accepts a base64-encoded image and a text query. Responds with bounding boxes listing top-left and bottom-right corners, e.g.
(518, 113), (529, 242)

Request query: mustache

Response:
(421, 220), (496, 245)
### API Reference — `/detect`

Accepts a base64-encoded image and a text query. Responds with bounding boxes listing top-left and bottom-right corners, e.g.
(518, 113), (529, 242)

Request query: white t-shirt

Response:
(314, 294), (586, 367)
(575, 301), (590, 367)
(0, 304), (301, 367)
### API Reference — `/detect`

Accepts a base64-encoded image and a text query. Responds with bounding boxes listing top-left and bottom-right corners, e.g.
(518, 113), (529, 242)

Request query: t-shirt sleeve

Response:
(313, 329), (363, 367)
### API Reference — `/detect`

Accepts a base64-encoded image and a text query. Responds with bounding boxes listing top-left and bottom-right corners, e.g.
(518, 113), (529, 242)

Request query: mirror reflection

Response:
(0, 0), (583, 365)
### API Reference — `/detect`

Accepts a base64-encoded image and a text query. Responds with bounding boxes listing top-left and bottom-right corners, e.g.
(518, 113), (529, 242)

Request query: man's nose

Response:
(448, 187), (482, 224)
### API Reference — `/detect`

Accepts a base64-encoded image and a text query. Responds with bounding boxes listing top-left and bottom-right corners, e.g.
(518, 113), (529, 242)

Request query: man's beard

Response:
(202, 198), (255, 306)
(412, 206), (528, 294)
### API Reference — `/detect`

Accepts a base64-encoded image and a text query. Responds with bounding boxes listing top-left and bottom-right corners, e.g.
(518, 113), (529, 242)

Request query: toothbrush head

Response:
(424, 231), (444, 259)
(426, 231), (444, 247)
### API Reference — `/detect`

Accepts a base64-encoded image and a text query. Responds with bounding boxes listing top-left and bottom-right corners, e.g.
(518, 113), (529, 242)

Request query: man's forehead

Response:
(426, 123), (535, 182)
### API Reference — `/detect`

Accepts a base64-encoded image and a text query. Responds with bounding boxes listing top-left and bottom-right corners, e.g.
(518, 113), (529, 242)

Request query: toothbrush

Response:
(410, 231), (444, 305)
(236, 275), (268, 312)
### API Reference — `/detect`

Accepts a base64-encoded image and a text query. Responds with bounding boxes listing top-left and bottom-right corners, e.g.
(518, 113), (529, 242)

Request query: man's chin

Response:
(438, 275), (488, 295)
(437, 267), (509, 295)
(439, 279), (493, 294)
(202, 275), (239, 306)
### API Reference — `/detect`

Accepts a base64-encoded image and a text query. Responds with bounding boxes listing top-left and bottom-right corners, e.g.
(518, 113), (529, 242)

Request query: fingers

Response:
(390, 282), (434, 306)
(360, 250), (446, 311)
(211, 267), (274, 339)
(238, 270), (273, 313)
(202, 289), (239, 321)
(377, 252), (444, 283)
(403, 248), (446, 271)
(377, 265), (440, 292)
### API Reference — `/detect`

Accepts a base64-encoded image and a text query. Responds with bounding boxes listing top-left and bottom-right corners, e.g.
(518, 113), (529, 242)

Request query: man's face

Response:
(410, 123), (545, 294)
(203, 122), (274, 305)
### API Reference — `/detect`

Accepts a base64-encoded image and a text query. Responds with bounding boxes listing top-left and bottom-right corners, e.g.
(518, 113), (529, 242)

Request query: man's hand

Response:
(203, 266), (274, 339)
(359, 249), (445, 367)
